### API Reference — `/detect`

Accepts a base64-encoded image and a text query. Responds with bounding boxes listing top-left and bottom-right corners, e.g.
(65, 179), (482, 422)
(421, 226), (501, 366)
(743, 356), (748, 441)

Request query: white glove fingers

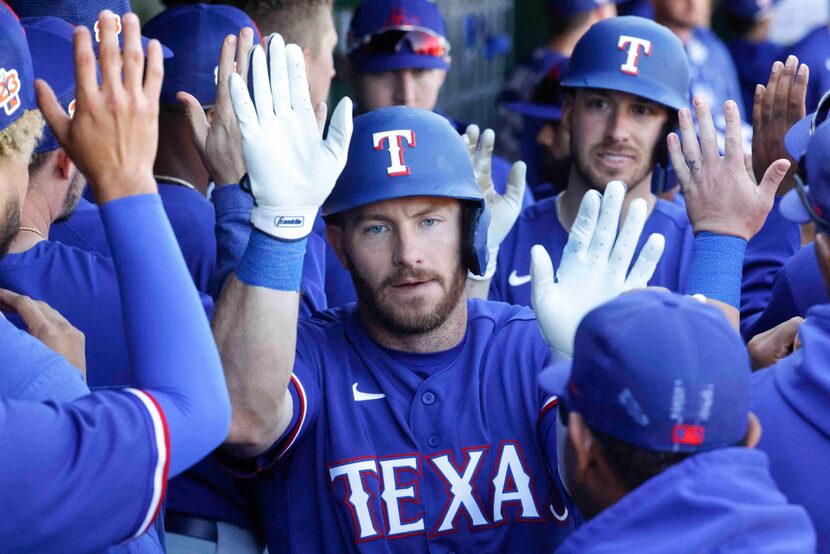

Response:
(229, 72), (258, 136)
(530, 244), (555, 312)
(464, 124), (480, 160)
(503, 161), (527, 208)
(607, 198), (648, 277)
(475, 128), (496, 190)
(250, 45), (275, 124)
(624, 233), (666, 290)
(588, 180), (626, 260)
(563, 189), (601, 260)
(323, 96), (354, 164)
(286, 44), (313, 113)
(266, 33), (291, 114)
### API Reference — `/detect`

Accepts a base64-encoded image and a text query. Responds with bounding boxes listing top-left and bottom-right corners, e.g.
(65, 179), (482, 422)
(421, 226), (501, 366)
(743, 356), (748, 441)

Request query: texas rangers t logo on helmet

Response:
(617, 35), (652, 76)
(373, 130), (416, 177)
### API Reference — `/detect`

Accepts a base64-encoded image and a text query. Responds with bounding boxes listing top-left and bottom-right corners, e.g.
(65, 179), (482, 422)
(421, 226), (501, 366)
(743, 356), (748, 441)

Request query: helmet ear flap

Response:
(463, 201), (491, 276)
(651, 114), (679, 194)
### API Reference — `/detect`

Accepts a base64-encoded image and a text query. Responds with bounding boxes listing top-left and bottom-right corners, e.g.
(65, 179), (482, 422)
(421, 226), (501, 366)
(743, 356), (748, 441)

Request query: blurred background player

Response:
(487, 17), (695, 306)
(787, 17), (830, 112)
(143, 4), (260, 295)
(538, 290), (817, 552)
(0, 8), (230, 551)
(750, 121), (830, 552)
(502, 60), (570, 201)
(724, 0), (783, 115)
(495, 0), (616, 176)
(653, 0), (749, 148)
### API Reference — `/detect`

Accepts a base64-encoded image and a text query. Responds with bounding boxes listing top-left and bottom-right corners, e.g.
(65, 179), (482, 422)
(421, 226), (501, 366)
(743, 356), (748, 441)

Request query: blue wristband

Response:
(685, 232), (747, 309)
(236, 229), (307, 291)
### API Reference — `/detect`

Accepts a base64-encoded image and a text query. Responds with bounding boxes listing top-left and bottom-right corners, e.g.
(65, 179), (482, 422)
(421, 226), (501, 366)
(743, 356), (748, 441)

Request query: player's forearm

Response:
(101, 194), (231, 476)
(210, 184), (253, 298)
(685, 232), (746, 330)
(214, 231), (306, 457)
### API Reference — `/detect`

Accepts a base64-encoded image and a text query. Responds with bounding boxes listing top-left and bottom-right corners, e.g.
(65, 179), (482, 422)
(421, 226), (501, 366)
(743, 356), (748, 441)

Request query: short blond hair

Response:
(0, 110), (43, 163)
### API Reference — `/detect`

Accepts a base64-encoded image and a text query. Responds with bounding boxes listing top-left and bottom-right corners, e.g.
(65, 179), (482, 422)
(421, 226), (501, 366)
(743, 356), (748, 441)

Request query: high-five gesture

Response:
(531, 181), (665, 357)
(669, 97), (790, 241)
(751, 56), (809, 195)
(229, 33), (353, 240)
(462, 124), (526, 280)
(36, 11), (161, 204)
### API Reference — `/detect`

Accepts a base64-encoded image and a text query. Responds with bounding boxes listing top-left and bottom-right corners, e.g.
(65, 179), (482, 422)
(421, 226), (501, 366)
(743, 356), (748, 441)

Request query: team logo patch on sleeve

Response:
(0, 68), (22, 116)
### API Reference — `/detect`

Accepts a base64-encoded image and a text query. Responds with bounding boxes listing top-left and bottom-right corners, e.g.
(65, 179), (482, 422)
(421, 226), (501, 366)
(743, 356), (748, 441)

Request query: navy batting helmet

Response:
(323, 106), (491, 276)
(562, 16), (690, 111)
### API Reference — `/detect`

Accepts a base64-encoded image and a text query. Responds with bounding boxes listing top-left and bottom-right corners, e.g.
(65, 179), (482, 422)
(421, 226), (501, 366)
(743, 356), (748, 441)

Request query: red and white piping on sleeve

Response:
(125, 388), (170, 539)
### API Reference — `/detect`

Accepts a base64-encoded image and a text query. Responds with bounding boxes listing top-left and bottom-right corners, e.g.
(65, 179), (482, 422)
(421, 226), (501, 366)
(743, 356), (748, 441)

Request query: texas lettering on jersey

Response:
(327, 440), (569, 543)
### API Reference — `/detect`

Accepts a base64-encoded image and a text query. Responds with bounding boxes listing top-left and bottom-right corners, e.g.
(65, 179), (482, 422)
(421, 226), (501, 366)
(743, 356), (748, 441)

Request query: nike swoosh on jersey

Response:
(352, 383), (386, 402)
(508, 270), (532, 287)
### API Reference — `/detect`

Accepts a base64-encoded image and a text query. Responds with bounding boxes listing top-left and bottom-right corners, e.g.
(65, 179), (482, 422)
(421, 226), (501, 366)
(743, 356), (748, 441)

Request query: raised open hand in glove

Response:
(229, 33), (353, 240)
(462, 124), (526, 280)
(531, 181), (665, 357)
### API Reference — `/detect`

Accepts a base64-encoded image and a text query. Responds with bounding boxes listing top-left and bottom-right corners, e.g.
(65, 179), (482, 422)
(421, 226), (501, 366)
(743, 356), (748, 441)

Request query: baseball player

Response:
(536, 290), (817, 552)
(495, 0), (615, 181)
(749, 122), (830, 551)
(487, 17), (695, 307)
(326, 0), (532, 308)
(0, 8), (229, 551)
(0, 15), (215, 391)
(208, 32), (665, 552)
(653, 0), (750, 150)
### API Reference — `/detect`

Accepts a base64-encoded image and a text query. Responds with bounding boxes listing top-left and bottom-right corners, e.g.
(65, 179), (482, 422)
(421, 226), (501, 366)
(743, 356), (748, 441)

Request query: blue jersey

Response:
(788, 26), (830, 114)
(157, 181), (216, 294)
(727, 38), (784, 119)
(556, 448), (816, 553)
(0, 241), (214, 388)
(687, 28), (749, 148)
(752, 303), (830, 552)
(490, 196), (694, 306)
(742, 242), (829, 340)
(225, 300), (575, 552)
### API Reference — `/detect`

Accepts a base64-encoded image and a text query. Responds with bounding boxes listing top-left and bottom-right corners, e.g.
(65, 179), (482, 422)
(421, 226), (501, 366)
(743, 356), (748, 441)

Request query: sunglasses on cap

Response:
(792, 174), (830, 234)
(348, 26), (450, 58)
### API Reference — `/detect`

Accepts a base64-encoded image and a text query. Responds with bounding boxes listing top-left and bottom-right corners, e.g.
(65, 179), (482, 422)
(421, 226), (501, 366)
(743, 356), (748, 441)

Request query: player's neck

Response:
(9, 189), (54, 253)
(361, 298), (468, 354)
(560, 172), (656, 232)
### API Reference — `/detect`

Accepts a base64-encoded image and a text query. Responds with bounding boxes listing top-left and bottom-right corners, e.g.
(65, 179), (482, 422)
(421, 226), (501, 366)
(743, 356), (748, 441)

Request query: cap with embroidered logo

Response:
(780, 119), (830, 232)
(347, 0), (451, 73)
(539, 290), (751, 453)
(143, 3), (259, 106)
(8, 0), (172, 58)
(0, 1), (36, 133)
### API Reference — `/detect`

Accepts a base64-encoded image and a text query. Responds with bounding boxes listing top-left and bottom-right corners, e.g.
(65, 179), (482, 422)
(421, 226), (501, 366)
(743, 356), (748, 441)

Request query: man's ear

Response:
(743, 412), (763, 449)
(55, 148), (75, 181)
(567, 412), (595, 476)
(325, 221), (351, 270)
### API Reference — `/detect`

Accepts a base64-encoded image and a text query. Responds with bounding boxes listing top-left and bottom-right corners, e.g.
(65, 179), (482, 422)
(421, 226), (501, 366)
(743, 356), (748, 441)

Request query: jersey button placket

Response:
(427, 434), (441, 448)
(421, 391), (436, 405)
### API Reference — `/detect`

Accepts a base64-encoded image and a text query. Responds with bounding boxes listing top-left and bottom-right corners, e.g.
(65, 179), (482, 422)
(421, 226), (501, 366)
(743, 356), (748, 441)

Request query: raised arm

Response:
(0, 10), (230, 551)
(212, 34), (352, 458)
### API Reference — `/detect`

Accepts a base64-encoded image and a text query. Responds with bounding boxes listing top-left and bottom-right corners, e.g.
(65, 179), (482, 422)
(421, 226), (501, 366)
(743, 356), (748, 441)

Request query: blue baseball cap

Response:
(8, 0), (172, 58)
(549, 0), (614, 18)
(784, 89), (830, 162)
(781, 120), (830, 231)
(723, 0), (778, 21)
(143, 4), (259, 106)
(539, 290), (751, 453)
(347, 0), (451, 73)
(22, 17), (78, 154)
(506, 57), (569, 122)
(0, 1), (36, 133)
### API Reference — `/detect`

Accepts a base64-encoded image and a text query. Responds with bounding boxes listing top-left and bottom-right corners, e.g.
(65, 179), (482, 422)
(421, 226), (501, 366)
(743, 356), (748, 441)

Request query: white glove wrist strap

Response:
(250, 205), (318, 241)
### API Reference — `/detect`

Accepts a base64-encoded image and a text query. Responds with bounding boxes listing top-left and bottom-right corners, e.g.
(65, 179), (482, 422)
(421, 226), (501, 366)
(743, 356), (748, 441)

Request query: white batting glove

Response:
(229, 34), (353, 240)
(531, 181), (666, 358)
(463, 125), (526, 280)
